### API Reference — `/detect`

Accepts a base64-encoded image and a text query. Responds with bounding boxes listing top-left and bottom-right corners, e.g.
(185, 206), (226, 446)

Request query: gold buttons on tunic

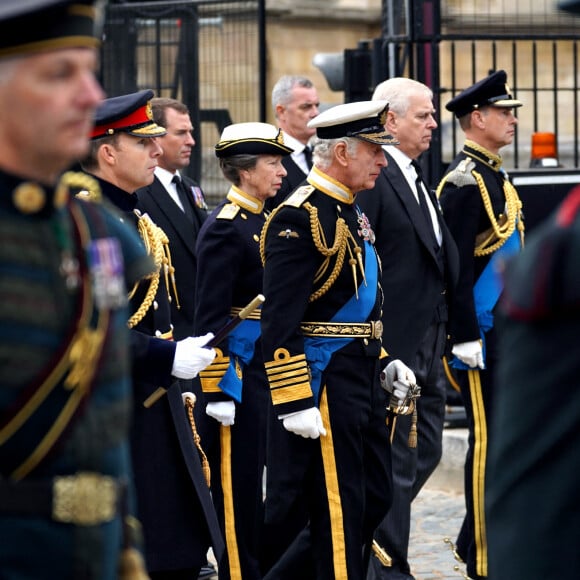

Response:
(13, 183), (45, 214)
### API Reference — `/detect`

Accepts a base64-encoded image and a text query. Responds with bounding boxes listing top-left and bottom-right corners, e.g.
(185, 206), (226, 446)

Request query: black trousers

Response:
(205, 356), (269, 580)
(263, 350), (392, 580)
(455, 327), (497, 580)
(367, 321), (447, 579)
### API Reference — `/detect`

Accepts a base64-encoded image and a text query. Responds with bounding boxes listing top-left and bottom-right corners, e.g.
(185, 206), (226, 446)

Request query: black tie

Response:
(411, 160), (439, 247)
(172, 175), (195, 223)
(303, 145), (313, 170)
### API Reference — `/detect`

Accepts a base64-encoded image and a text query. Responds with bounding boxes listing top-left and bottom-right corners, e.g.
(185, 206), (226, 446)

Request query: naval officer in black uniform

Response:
(436, 70), (525, 580)
(194, 121), (292, 580)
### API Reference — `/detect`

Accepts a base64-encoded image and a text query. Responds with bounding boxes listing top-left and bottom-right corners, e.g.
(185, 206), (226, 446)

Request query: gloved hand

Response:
(206, 400), (236, 426)
(452, 340), (484, 369)
(172, 333), (216, 379)
(380, 359), (417, 406)
(182, 391), (196, 406)
(281, 408), (327, 439)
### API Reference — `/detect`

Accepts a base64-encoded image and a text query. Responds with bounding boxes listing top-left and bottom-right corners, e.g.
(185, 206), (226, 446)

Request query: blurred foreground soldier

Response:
(486, 184), (580, 579)
(194, 122), (292, 579)
(80, 90), (224, 579)
(436, 70), (524, 580)
(0, 1), (156, 578)
(358, 77), (459, 580)
(260, 100), (417, 580)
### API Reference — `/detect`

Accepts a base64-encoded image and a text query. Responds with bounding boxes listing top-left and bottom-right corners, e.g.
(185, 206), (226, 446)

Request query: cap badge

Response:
(379, 107), (388, 126)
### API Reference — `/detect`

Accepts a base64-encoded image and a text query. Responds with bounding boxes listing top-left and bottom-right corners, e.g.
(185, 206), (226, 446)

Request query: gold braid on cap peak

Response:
(64, 171), (103, 204)
(127, 212), (179, 329)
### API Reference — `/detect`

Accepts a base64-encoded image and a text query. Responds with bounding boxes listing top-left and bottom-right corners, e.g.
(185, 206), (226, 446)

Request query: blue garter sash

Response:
(304, 241), (378, 403)
(218, 318), (261, 402)
(450, 227), (522, 370)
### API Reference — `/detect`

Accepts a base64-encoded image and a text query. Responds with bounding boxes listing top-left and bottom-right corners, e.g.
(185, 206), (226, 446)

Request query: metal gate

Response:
(375, 0), (580, 185)
(102, 0), (265, 206)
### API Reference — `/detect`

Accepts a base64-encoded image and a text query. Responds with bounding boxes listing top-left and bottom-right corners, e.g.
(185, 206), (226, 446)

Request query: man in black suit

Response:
(137, 97), (209, 341)
(357, 77), (459, 580)
(135, 97), (217, 580)
(265, 75), (320, 210)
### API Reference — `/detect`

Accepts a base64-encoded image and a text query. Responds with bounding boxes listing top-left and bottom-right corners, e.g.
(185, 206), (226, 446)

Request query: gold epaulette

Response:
(128, 211), (179, 328)
(217, 203), (240, 220)
(58, 171), (103, 203)
(282, 184), (315, 208)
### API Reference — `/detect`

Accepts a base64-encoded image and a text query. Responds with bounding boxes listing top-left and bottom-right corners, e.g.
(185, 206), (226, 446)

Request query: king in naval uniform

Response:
(260, 100), (417, 580)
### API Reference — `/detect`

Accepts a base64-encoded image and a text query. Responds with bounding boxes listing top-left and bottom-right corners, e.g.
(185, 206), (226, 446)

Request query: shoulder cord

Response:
(473, 172), (524, 256)
(259, 202), (362, 302)
(435, 170), (525, 257)
(127, 212), (179, 329)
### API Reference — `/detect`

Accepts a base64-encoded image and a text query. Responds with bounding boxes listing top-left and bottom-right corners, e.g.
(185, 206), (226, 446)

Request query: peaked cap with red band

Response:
(91, 89), (167, 139)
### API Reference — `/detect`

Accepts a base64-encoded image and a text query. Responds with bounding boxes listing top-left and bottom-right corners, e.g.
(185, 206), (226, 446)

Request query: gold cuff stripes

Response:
(200, 348), (230, 393)
(264, 349), (313, 405)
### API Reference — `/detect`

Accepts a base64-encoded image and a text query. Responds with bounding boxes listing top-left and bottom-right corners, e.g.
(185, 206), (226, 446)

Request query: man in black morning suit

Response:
(357, 78), (459, 580)
(136, 98), (216, 579)
(137, 97), (209, 341)
(265, 75), (320, 211)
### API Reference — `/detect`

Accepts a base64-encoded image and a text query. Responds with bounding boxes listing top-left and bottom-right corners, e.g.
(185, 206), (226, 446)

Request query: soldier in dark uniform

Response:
(436, 70), (525, 580)
(260, 100), (417, 580)
(486, 4), (580, 573)
(193, 122), (292, 580)
(485, 183), (580, 579)
(79, 90), (224, 580)
(0, 2), (156, 578)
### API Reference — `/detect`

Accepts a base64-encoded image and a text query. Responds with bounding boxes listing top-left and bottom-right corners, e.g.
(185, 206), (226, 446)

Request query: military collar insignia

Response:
(226, 185), (264, 214)
(462, 139), (503, 171)
(307, 166), (355, 204)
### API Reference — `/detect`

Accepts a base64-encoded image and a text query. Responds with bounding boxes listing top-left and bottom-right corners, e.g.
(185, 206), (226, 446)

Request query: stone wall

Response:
(264, 0), (382, 120)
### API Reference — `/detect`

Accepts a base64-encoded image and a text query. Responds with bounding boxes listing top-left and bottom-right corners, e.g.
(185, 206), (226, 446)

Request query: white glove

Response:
(172, 333), (216, 379)
(206, 400), (236, 426)
(381, 359), (417, 406)
(281, 408), (327, 439)
(452, 340), (484, 369)
(182, 391), (196, 406)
